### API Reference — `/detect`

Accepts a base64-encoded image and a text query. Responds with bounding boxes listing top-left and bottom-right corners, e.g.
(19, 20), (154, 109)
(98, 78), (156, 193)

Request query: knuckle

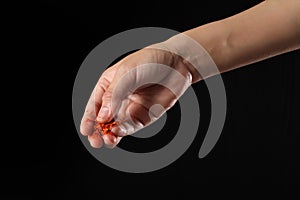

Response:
(98, 77), (110, 90)
(102, 90), (113, 102)
(84, 108), (95, 116)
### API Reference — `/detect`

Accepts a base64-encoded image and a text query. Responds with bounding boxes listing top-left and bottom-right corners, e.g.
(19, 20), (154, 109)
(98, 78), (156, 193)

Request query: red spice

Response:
(95, 120), (118, 136)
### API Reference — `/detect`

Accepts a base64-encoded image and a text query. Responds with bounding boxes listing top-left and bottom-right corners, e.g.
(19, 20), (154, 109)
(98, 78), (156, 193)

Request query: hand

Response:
(80, 46), (195, 148)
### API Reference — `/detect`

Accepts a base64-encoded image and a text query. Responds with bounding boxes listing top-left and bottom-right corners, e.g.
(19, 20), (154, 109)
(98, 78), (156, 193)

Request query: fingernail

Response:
(98, 107), (109, 122)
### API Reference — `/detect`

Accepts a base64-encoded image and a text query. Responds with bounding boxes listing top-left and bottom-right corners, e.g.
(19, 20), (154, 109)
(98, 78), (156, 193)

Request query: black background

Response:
(1, 0), (299, 198)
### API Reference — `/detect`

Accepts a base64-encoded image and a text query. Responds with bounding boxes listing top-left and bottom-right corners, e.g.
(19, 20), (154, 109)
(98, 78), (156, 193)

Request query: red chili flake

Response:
(94, 120), (118, 136)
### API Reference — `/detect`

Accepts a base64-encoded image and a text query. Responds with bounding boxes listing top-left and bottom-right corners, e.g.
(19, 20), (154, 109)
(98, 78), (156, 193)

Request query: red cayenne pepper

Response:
(94, 120), (118, 136)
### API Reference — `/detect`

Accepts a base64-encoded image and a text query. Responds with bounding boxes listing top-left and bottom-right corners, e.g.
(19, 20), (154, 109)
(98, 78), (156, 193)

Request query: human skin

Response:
(80, 0), (300, 148)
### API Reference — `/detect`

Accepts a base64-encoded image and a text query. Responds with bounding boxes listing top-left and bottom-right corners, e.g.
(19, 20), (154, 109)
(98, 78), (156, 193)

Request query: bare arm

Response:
(81, 0), (300, 148)
(184, 0), (300, 78)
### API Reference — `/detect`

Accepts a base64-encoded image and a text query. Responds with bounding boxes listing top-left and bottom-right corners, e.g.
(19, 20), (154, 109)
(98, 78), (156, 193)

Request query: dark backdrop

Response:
(1, 0), (299, 198)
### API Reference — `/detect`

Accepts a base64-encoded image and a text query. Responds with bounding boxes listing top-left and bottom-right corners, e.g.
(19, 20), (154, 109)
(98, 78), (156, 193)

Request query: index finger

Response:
(80, 83), (105, 136)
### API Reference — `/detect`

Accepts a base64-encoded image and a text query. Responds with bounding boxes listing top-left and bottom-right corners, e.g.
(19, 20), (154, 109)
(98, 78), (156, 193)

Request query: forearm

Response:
(184, 0), (300, 79)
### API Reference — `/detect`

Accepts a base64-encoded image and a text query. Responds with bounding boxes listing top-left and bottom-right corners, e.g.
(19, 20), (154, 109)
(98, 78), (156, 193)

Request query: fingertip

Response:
(80, 118), (95, 136)
(105, 139), (122, 149)
(111, 125), (127, 137)
(88, 132), (103, 148)
(102, 134), (118, 148)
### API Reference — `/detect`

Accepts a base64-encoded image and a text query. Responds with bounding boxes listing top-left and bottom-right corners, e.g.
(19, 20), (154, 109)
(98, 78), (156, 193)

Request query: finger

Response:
(113, 99), (161, 137)
(96, 90), (113, 123)
(112, 109), (147, 137)
(111, 120), (144, 137)
(88, 131), (104, 148)
(97, 67), (136, 123)
(102, 134), (122, 148)
(80, 85), (104, 136)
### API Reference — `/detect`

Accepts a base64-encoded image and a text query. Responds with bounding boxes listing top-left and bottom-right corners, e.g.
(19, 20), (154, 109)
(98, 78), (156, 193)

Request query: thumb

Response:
(96, 89), (113, 123)
(97, 67), (136, 123)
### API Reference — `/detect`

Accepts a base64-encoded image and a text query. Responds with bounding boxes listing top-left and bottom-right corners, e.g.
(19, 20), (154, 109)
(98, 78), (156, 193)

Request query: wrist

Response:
(150, 33), (221, 83)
